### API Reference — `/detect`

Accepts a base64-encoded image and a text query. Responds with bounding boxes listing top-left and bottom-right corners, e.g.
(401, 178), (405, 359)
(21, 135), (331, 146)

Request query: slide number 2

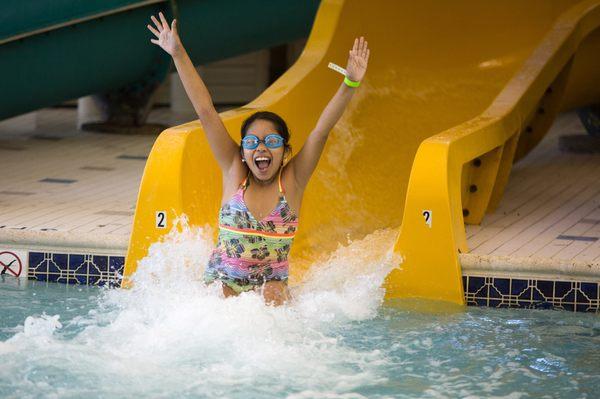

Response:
(156, 211), (166, 229)
(422, 210), (432, 228)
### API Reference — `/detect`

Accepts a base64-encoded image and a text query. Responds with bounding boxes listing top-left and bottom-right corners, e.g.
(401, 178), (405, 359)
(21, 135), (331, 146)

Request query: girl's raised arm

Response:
(148, 12), (239, 173)
(289, 37), (370, 190)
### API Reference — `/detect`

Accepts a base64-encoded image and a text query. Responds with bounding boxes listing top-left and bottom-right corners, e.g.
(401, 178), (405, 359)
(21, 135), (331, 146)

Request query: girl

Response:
(148, 12), (370, 306)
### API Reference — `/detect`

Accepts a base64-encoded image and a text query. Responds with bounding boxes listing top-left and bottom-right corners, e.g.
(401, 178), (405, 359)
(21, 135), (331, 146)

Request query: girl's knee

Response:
(262, 281), (290, 306)
(221, 282), (238, 297)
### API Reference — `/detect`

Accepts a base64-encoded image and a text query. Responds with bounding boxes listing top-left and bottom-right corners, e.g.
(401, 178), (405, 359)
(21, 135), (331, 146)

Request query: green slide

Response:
(0, 0), (320, 122)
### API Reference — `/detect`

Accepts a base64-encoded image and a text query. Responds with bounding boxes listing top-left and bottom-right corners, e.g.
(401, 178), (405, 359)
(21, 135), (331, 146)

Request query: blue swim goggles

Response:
(241, 133), (284, 150)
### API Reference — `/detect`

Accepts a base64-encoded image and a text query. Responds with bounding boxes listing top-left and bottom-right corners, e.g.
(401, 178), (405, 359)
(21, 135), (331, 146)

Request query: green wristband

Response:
(344, 76), (360, 88)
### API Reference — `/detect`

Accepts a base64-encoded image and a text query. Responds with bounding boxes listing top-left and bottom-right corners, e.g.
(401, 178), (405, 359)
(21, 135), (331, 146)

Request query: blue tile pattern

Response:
(463, 275), (600, 313)
(26, 251), (599, 313)
(28, 252), (124, 287)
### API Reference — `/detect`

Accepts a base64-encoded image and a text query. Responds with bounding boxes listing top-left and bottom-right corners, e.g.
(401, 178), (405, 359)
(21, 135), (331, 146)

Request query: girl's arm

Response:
(148, 12), (238, 173)
(290, 37), (370, 189)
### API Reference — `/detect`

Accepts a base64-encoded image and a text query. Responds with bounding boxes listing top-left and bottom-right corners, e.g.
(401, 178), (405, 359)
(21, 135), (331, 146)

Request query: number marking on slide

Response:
(156, 211), (166, 229)
(422, 210), (432, 228)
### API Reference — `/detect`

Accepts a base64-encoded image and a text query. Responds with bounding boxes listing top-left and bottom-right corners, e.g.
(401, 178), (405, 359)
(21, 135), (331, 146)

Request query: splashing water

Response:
(0, 217), (404, 398)
(1, 217), (599, 398)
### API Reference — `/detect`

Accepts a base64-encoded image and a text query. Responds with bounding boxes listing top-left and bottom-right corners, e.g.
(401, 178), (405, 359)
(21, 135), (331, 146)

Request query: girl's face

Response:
(242, 119), (285, 182)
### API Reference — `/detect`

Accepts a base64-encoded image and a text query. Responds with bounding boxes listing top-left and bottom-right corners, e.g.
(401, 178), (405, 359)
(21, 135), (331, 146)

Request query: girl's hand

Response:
(147, 11), (184, 58)
(345, 36), (370, 82)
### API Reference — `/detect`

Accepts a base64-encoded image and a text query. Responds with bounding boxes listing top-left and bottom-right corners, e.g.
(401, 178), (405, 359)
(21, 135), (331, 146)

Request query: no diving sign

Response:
(0, 251), (23, 277)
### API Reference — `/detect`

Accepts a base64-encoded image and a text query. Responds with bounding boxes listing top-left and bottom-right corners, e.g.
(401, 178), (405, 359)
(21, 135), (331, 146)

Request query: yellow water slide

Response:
(123, 0), (600, 304)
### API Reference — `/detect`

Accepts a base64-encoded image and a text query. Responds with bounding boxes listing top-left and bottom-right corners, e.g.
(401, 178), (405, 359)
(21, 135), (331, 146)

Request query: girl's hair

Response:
(240, 111), (292, 158)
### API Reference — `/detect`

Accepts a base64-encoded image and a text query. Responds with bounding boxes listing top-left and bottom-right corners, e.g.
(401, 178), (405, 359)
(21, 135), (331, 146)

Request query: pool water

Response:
(1, 223), (598, 398)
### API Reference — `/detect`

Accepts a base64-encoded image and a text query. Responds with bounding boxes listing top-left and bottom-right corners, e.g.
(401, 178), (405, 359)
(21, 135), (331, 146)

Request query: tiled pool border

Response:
(28, 251), (124, 287)
(463, 275), (599, 313)
(4, 249), (599, 313)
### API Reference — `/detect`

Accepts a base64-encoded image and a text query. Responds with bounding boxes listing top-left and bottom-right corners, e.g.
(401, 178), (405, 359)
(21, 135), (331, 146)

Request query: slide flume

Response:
(124, 0), (600, 304)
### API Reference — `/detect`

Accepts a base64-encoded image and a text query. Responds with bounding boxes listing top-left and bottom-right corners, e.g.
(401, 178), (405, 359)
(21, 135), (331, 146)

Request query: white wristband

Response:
(327, 62), (348, 76)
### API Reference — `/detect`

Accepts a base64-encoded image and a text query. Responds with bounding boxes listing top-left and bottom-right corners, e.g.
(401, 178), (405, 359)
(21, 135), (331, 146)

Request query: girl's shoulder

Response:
(226, 157), (248, 186)
(281, 160), (303, 193)
(220, 159), (248, 205)
(281, 162), (303, 216)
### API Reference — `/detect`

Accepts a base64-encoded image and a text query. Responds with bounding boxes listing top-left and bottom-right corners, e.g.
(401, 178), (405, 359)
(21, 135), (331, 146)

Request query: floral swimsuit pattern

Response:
(204, 167), (299, 293)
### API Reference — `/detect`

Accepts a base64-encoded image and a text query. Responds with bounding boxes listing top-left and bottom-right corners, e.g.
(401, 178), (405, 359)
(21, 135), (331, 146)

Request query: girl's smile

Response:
(254, 153), (272, 172)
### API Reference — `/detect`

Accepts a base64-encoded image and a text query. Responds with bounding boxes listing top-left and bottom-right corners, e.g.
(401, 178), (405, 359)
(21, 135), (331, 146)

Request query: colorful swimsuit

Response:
(204, 167), (299, 293)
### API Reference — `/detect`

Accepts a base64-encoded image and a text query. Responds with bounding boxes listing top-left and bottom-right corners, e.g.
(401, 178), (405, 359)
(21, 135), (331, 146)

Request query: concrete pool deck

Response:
(0, 107), (196, 284)
(0, 107), (185, 254)
(463, 110), (600, 282)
